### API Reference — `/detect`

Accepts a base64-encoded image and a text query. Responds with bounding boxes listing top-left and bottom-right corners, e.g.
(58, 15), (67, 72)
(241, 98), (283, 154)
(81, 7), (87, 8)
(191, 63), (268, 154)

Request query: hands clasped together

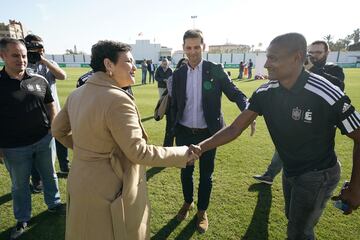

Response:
(186, 144), (202, 166)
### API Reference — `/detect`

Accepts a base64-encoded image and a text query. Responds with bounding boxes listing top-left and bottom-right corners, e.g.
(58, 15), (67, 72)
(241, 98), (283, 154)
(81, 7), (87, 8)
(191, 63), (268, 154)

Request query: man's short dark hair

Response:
(90, 40), (132, 72)
(270, 33), (307, 62)
(0, 37), (26, 52)
(311, 40), (329, 52)
(24, 34), (43, 43)
(183, 29), (204, 44)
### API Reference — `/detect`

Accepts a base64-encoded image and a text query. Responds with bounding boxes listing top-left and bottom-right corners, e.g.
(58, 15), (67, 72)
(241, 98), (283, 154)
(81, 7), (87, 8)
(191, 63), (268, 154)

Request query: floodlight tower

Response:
(191, 15), (197, 28)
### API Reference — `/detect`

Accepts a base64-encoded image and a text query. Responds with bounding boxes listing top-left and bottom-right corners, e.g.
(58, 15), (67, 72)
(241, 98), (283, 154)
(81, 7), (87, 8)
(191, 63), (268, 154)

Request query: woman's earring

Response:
(109, 71), (113, 77)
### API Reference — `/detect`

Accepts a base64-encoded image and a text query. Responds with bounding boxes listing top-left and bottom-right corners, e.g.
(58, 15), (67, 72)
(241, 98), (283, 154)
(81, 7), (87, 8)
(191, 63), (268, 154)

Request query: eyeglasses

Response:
(308, 51), (324, 55)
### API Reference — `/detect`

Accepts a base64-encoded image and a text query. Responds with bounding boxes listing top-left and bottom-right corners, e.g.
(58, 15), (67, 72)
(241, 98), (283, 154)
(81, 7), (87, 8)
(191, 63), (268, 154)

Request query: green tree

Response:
(352, 28), (359, 43)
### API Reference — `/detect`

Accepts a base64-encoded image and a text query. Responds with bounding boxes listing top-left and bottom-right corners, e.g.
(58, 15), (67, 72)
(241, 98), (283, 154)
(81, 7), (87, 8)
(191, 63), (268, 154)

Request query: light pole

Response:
(191, 15), (197, 28)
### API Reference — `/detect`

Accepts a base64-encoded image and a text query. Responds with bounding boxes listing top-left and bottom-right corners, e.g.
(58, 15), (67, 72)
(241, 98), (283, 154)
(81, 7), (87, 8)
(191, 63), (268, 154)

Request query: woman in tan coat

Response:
(51, 40), (196, 240)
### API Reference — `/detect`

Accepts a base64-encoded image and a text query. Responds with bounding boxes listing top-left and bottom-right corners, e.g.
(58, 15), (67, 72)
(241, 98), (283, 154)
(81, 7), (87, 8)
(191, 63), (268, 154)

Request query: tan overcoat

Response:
(52, 72), (188, 240)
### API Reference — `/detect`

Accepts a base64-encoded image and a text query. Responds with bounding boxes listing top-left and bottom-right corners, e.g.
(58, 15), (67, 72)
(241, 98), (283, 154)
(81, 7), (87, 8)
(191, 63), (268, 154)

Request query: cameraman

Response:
(24, 34), (69, 192)
(253, 40), (345, 185)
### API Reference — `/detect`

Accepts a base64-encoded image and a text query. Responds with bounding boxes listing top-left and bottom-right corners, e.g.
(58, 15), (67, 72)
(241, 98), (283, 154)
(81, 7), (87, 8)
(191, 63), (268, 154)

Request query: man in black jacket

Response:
(155, 58), (172, 98)
(253, 40), (346, 185)
(307, 40), (345, 91)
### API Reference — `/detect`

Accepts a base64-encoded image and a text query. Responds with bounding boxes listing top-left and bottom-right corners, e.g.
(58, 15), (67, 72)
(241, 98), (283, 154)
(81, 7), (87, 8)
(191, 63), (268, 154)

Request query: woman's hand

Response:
(186, 144), (201, 166)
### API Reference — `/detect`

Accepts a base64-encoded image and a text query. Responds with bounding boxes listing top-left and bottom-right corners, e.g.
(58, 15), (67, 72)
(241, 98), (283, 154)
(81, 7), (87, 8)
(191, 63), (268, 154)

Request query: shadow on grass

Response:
(131, 83), (144, 88)
(237, 78), (257, 83)
(0, 209), (65, 240)
(56, 172), (68, 179)
(151, 214), (197, 240)
(141, 116), (154, 123)
(151, 216), (180, 239)
(0, 193), (12, 205)
(242, 183), (272, 240)
(174, 215), (197, 240)
(146, 167), (165, 181)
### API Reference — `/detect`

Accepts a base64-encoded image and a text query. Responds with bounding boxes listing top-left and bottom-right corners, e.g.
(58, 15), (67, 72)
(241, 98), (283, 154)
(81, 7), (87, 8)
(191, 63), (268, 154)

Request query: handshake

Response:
(186, 144), (202, 166)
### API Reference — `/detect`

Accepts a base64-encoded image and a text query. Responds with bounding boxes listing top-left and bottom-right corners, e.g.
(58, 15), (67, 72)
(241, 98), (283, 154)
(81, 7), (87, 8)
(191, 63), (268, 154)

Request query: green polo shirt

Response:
(248, 69), (360, 177)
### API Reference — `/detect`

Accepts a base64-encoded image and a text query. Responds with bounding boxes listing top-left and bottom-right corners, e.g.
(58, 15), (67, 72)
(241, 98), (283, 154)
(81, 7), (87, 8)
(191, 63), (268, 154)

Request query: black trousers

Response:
(175, 125), (216, 211)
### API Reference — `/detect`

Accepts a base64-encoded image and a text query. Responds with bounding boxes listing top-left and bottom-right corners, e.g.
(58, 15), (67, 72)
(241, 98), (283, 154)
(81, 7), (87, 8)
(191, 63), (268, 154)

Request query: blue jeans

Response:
(264, 150), (283, 179)
(3, 134), (61, 222)
(32, 139), (69, 183)
(248, 68), (252, 79)
(238, 70), (243, 79)
(142, 71), (147, 84)
(55, 140), (69, 171)
(282, 161), (340, 240)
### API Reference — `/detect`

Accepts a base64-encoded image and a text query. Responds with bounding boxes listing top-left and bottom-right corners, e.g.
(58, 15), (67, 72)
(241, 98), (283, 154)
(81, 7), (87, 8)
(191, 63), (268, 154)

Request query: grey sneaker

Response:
(10, 221), (27, 239)
(253, 174), (274, 185)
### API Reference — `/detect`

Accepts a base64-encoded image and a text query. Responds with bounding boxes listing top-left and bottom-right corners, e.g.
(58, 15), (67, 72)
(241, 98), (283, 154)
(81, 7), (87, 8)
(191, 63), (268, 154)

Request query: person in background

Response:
(76, 69), (94, 88)
(51, 40), (198, 240)
(155, 58), (172, 98)
(253, 40), (346, 185)
(163, 58), (188, 147)
(0, 37), (64, 240)
(147, 59), (155, 84)
(141, 59), (147, 85)
(247, 59), (253, 79)
(24, 34), (70, 195)
(238, 61), (245, 79)
(192, 32), (360, 240)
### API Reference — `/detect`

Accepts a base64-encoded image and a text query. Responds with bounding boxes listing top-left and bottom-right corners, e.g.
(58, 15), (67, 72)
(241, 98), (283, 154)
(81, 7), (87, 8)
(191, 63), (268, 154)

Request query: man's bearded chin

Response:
(312, 56), (327, 68)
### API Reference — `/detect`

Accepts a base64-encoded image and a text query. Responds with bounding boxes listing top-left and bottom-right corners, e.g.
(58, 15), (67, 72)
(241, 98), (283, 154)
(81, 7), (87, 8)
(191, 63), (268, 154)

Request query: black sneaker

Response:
(59, 167), (70, 174)
(48, 203), (66, 216)
(30, 181), (43, 194)
(10, 221), (27, 239)
(253, 174), (274, 185)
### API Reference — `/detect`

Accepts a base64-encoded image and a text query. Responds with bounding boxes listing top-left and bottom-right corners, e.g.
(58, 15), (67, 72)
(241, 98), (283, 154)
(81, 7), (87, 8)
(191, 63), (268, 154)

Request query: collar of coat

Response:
(86, 71), (134, 100)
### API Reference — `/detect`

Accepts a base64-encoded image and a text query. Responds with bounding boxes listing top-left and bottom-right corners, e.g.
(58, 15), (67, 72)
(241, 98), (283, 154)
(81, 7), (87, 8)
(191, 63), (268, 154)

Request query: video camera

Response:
(25, 42), (43, 64)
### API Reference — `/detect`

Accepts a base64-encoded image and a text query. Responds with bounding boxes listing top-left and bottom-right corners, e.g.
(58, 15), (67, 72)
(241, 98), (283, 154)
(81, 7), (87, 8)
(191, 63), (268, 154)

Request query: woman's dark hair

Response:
(90, 40), (132, 72)
(176, 58), (188, 69)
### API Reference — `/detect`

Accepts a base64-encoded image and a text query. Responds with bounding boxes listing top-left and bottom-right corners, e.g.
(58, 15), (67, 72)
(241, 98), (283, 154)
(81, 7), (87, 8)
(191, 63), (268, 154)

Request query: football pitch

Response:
(0, 68), (359, 239)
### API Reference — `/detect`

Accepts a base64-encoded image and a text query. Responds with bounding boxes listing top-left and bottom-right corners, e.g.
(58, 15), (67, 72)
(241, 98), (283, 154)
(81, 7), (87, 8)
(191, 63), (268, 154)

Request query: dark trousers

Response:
(32, 140), (69, 183)
(163, 110), (174, 147)
(175, 125), (216, 211)
(282, 161), (340, 239)
(148, 71), (155, 83)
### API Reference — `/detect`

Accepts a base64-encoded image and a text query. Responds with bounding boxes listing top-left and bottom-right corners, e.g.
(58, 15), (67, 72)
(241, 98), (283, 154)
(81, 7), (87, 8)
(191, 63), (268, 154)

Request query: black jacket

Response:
(171, 60), (248, 135)
(310, 63), (345, 91)
(155, 67), (172, 88)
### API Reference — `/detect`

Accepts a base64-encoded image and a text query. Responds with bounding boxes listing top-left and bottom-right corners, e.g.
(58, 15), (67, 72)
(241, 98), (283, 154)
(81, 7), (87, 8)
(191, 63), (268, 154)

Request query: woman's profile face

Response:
(111, 51), (136, 87)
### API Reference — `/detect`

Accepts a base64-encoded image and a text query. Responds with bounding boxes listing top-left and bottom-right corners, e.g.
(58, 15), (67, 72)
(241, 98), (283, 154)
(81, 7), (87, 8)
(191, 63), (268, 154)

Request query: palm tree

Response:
(323, 34), (333, 45)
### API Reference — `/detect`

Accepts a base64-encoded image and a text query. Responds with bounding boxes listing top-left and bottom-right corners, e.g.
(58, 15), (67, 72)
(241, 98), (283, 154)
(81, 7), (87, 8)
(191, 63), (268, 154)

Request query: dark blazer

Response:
(171, 60), (248, 135)
(155, 67), (172, 88)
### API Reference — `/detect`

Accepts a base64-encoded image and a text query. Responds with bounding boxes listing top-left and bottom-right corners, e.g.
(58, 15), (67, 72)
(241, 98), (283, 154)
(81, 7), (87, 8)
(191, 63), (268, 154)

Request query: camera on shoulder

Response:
(25, 42), (44, 64)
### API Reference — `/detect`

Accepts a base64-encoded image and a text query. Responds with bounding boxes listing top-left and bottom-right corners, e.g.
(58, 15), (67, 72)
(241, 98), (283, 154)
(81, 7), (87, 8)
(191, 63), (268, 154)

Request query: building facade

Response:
(0, 20), (25, 39)
(208, 44), (250, 54)
(130, 39), (172, 64)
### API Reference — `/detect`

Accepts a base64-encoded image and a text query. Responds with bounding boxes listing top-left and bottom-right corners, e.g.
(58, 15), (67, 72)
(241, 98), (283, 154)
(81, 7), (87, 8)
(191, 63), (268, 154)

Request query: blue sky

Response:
(2, 0), (359, 54)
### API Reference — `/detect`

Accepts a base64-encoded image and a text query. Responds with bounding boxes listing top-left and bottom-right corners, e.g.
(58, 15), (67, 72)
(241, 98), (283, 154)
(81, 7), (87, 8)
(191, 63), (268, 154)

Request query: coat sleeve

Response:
(51, 98), (74, 149)
(214, 64), (248, 111)
(105, 93), (188, 168)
